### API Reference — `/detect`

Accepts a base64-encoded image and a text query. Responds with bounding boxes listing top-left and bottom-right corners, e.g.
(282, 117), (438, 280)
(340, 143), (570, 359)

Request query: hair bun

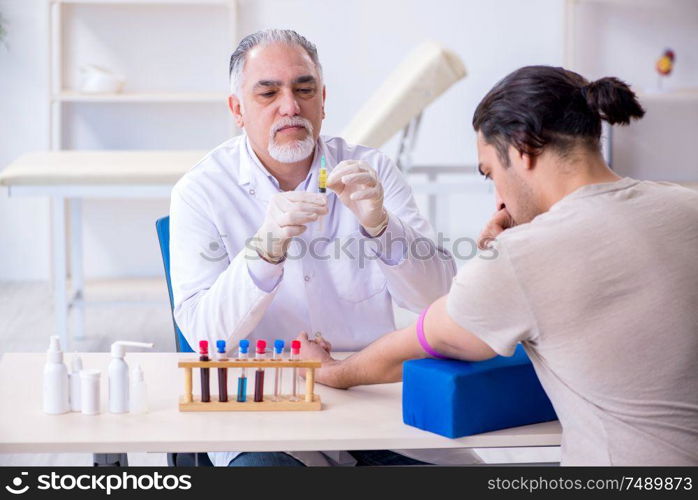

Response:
(583, 77), (645, 125)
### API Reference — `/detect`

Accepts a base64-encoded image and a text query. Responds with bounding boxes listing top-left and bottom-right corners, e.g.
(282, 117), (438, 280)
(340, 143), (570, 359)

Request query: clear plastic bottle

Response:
(129, 364), (148, 415)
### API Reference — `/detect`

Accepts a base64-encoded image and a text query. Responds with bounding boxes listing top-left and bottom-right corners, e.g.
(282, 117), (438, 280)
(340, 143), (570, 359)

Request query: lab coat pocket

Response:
(325, 232), (388, 303)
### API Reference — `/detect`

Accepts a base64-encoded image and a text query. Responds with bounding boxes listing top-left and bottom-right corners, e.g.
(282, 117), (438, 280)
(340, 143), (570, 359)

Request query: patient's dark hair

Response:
(472, 65), (645, 166)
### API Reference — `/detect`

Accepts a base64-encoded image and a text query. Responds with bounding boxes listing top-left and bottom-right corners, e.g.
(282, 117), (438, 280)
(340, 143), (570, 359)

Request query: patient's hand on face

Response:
(478, 206), (515, 250)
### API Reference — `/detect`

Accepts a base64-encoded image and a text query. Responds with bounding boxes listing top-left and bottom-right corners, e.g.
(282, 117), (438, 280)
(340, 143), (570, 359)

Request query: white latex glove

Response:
(326, 160), (388, 236)
(251, 191), (327, 262)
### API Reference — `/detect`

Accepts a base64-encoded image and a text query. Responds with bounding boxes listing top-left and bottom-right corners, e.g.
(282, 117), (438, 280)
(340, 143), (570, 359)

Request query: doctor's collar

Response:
(240, 134), (327, 192)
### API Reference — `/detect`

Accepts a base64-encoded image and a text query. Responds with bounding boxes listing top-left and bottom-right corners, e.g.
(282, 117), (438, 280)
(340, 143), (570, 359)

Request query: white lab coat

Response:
(170, 134), (480, 466)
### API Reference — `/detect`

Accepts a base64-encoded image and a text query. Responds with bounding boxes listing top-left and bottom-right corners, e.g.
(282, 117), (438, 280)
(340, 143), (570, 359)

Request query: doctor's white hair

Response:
(229, 29), (323, 95)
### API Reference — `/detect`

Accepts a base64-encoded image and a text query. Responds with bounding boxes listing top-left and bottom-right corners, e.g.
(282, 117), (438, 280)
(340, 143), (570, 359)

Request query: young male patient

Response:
(298, 66), (698, 466)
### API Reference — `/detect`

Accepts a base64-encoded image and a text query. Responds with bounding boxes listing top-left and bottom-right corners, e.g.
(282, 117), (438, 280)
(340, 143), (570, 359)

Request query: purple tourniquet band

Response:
(416, 304), (449, 360)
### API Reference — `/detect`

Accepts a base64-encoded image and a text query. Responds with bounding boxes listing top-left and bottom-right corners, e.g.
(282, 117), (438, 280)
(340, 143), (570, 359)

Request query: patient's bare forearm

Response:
(319, 326), (425, 389)
(316, 295), (497, 388)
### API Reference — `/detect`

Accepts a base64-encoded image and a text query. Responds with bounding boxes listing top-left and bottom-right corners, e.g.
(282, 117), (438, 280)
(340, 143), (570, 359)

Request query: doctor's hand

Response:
(327, 160), (388, 237)
(251, 192), (327, 262)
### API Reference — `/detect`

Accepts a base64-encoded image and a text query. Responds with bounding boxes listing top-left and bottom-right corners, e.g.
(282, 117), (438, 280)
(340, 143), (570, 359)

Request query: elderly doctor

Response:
(169, 29), (461, 467)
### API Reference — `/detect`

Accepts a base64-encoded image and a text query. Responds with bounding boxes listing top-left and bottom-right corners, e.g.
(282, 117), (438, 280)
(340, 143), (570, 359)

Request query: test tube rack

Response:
(177, 359), (322, 411)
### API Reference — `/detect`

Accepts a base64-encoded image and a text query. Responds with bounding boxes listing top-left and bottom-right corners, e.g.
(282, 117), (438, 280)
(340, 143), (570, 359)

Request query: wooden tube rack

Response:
(177, 359), (322, 411)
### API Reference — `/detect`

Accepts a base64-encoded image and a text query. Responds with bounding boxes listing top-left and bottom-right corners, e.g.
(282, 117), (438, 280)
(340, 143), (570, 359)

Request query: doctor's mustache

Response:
(270, 116), (313, 136)
(199, 232), (499, 267)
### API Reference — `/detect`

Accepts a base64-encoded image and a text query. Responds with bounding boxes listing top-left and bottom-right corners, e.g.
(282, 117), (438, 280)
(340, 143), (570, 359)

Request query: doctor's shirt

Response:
(169, 135), (456, 352)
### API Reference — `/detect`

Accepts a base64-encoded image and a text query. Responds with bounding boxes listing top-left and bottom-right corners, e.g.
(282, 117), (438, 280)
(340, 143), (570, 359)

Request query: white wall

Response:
(0, 0), (50, 280)
(572, 0), (698, 181)
(0, 0), (695, 281)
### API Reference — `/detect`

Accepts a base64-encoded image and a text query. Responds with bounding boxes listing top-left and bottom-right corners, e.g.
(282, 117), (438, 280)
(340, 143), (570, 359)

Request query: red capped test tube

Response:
(199, 340), (210, 403)
(253, 340), (266, 402)
(289, 340), (301, 402)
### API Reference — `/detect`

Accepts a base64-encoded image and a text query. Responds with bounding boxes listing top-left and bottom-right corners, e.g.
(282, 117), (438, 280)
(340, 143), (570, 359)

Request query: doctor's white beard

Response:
(268, 117), (316, 163)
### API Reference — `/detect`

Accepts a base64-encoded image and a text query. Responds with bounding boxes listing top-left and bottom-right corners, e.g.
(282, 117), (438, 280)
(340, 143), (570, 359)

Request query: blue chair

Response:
(155, 216), (193, 353)
(155, 216), (212, 466)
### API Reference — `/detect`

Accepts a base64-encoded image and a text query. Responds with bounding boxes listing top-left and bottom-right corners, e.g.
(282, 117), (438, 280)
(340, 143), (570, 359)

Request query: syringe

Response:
(289, 340), (301, 402)
(236, 339), (249, 402)
(272, 339), (285, 402)
(319, 155), (327, 193)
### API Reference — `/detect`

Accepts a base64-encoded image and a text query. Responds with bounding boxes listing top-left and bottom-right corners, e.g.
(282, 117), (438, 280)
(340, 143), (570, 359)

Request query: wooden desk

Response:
(0, 352), (562, 454)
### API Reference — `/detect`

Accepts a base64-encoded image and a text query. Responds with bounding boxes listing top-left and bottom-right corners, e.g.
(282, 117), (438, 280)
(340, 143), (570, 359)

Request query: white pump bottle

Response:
(108, 341), (153, 414)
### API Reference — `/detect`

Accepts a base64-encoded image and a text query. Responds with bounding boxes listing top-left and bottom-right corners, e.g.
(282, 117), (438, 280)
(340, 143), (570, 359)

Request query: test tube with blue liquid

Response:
(236, 339), (249, 402)
(272, 339), (285, 402)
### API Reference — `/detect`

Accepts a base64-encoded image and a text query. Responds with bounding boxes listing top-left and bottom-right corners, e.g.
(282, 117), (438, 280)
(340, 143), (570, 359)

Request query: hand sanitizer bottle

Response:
(43, 336), (70, 414)
(108, 341), (153, 414)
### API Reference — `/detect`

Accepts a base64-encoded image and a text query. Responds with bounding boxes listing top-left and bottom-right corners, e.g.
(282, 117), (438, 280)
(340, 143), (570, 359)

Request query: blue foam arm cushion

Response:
(402, 344), (557, 438)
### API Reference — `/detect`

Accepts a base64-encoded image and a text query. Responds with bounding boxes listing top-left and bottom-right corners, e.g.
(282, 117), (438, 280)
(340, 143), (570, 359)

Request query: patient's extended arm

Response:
(298, 295), (497, 389)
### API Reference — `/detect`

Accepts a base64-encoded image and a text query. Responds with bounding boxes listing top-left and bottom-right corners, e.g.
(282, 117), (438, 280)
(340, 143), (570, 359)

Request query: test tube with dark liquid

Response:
(254, 340), (267, 402)
(216, 340), (228, 402)
(199, 340), (210, 403)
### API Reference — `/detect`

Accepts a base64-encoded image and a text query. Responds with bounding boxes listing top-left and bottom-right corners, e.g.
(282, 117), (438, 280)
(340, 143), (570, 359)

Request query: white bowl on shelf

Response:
(79, 64), (126, 94)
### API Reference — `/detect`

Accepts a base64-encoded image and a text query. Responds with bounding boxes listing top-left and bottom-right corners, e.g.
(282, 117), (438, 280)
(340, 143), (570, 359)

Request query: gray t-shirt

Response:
(447, 178), (698, 465)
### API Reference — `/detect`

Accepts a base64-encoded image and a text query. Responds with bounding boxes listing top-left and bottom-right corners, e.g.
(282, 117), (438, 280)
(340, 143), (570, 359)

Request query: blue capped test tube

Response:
(272, 340), (285, 402)
(236, 339), (249, 402)
(216, 340), (228, 403)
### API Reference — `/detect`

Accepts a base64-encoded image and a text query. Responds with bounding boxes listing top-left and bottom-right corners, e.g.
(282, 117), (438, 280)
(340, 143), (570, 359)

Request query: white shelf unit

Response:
(563, 0), (698, 170)
(48, 0), (237, 149)
(44, 0), (238, 344)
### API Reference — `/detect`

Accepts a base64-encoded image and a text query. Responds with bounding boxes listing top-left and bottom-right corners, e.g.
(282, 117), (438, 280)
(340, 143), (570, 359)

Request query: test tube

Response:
(236, 339), (249, 402)
(199, 340), (210, 403)
(253, 340), (266, 402)
(272, 339), (285, 402)
(318, 155), (328, 232)
(289, 340), (301, 402)
(216, 340), (228, 403)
